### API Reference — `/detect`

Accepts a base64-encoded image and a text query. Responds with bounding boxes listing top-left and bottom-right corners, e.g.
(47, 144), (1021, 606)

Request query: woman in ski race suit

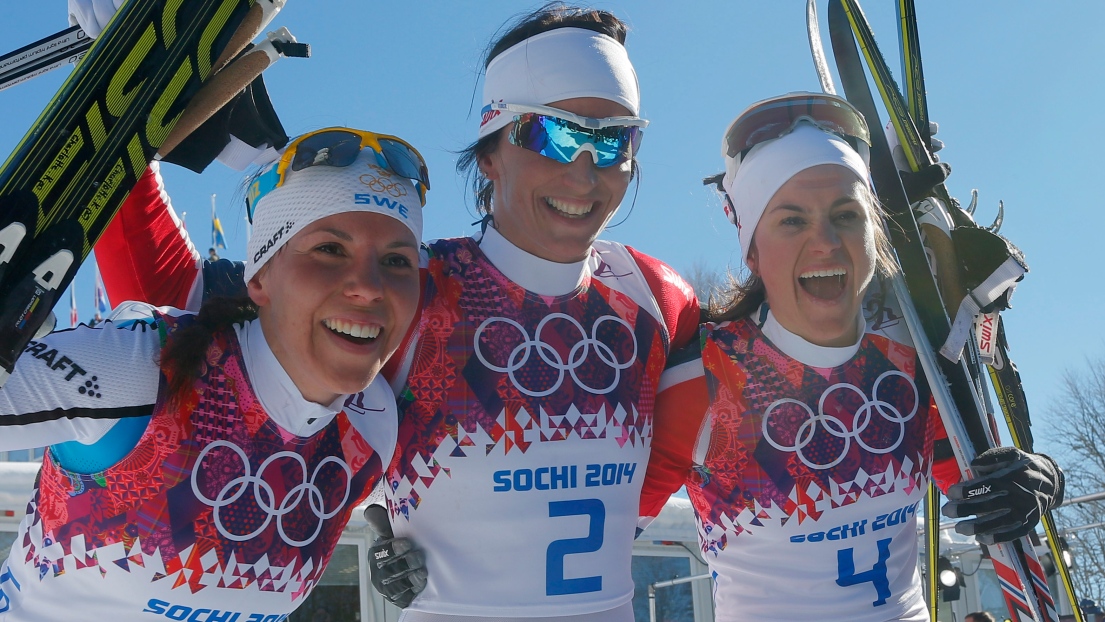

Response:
(86, 5), (699, 621)
(0, 127), (428, 621)
(638, 92), (1066, 621)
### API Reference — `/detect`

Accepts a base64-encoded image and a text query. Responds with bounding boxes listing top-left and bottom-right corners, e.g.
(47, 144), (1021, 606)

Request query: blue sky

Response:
(2, 2), (1102, 453)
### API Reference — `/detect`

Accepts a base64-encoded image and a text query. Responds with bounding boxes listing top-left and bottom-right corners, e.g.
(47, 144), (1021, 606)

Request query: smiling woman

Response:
(0, 126), (425, 620)
(639, 92), (1065, 622)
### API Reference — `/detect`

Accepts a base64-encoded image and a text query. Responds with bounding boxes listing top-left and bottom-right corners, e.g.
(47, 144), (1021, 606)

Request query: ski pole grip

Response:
(158, 45), (274, 159)
(210, 0), (287, 76)
(363, 505), (394, 541)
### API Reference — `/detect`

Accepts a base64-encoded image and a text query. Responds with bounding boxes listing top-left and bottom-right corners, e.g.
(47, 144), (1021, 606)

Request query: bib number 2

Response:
(546, 499), (605, 596)
(836, 538), (892, 606)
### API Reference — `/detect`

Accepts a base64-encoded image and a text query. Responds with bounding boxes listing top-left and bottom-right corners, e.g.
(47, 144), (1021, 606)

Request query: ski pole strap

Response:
(940, 256), (1024, 361)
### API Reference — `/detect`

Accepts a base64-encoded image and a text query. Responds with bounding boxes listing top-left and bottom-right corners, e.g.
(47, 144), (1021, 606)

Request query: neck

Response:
(478, 226), (589, 296)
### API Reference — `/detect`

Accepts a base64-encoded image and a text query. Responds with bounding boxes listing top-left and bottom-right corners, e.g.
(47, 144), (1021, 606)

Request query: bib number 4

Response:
(546, 499), (605, 596)
(836, 538), (892, 606)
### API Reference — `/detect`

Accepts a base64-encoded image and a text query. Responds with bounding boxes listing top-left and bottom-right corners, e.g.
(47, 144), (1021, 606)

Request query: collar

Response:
(761, 310), (866, 369)
(477, 226), (588, 296)
(235, 318), (346, 437)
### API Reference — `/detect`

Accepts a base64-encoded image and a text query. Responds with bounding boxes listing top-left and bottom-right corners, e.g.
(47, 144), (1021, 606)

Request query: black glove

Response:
(899, 162), (951, 204)
(942, 447), (1065, 545)
(364, 505), (427, 608)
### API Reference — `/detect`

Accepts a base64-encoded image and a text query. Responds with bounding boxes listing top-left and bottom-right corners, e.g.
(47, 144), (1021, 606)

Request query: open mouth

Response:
(545, 197), (593, 219)
(324, 318), (381, 344)
(798, 268), (847, 300)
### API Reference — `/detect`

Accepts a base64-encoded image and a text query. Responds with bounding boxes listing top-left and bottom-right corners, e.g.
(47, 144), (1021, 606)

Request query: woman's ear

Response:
(246, 266), (270, 307)
(745, 246), (758, 277)
(478, 149), (501, 183)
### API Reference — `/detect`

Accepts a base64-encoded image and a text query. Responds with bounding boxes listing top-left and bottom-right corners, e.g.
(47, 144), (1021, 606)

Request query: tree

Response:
(1046, 358), (1105, 606)
(683, 260), (728, 305)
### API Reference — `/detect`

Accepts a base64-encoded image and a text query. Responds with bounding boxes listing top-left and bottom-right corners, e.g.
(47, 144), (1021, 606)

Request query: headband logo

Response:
(253, 220), (296, 264)
(359, 164), (409, 199)
(480, 102), (503, 128)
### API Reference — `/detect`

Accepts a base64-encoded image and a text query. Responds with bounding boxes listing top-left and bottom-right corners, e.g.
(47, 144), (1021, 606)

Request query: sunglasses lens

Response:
(514, 114), (637, 168)
(290, 131), (364, 172)
(379, 139), (431, 189)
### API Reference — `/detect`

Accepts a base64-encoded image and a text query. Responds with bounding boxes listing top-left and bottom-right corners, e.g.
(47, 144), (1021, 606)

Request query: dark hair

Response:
(456, 3), (631, 216)
(965, 613), (997, 622)
(160, 296), (258, 406)
(706, 184), (899, 324)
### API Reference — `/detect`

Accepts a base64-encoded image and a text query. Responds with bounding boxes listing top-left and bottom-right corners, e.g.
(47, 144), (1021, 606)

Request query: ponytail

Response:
(160, 296), (258, 406)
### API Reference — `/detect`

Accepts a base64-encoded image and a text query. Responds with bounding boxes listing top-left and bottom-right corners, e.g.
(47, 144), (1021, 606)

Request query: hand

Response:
(886, 119), (944, 170)
(942, 447), (1065, 545)
(900, 162), (951, 204)
(67, 0), (125, 38)
(364, 505), (427, 609)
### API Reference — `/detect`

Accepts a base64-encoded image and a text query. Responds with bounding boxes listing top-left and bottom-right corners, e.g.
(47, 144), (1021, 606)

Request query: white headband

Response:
(245, 149), (423, 281)
(478, 27), (640, 139)
(721, 123), (872, 265)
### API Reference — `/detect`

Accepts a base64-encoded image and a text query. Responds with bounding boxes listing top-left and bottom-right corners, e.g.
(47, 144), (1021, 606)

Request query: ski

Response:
(827, 1), (1060, 620)
(0, 26), (91, 90)
(891, 3), (1083, 619)
(0, 0), (287, 386)
(896, 0), (929, 143)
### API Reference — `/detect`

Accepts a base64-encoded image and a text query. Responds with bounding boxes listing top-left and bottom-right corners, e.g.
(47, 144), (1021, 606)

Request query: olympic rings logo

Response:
(473, 313), (637, 397)
(359, 165), (408, 198)
(760, 370), (918, 470)
(191, 440), (352, 547)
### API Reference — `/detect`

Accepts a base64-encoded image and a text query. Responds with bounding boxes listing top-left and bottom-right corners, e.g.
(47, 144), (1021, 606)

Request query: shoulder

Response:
(593, 242), (702, 351)
(13, 310), (170, 401)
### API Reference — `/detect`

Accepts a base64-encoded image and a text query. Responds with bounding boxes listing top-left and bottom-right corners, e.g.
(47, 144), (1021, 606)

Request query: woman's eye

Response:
(384, 253), (415, 268)
(781, 216), (805, 227)
(315, 242), (344, 256)
(834, 210), (861, 224)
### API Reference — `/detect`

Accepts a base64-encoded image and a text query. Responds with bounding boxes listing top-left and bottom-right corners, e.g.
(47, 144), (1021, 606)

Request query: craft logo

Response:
(22, 341), (96, 396)
(253, 220), (295, 264)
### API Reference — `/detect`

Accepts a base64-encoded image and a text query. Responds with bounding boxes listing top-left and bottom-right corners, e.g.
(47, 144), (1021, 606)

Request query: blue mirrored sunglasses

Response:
(490, 103), (647, 168)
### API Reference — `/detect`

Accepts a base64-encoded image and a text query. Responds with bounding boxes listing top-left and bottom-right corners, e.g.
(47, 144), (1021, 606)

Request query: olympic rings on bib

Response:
(473, 313), (637, 398)
(760, 371), (919, 470)
(191, 440), (353, 547)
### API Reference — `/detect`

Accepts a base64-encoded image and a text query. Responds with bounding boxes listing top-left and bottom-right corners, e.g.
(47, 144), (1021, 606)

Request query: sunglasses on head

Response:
(488, 103), (648, 168)
(724, 92), (871, 164)
(246, 127), (431, 222)
(708, 93), (872, 228)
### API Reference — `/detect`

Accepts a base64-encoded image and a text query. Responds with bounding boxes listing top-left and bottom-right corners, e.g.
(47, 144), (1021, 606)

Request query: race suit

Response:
(92, 164), (701, 621)
(640, 300), (961, 622)
(0, 305), (397, 621)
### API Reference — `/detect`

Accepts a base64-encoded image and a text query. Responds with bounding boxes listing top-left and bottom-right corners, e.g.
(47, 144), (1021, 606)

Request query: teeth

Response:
(546, 197), (593, 217)
(324, 319), (381, 340)
(799, 268), (847, 279)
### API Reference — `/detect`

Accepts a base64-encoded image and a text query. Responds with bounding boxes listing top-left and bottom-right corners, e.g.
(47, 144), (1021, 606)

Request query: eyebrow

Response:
(312, 227), (418, 249)
(768, 196), (862, 213)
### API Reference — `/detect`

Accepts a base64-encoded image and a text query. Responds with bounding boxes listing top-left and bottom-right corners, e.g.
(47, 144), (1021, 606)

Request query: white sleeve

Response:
(0, 314), (163, 451)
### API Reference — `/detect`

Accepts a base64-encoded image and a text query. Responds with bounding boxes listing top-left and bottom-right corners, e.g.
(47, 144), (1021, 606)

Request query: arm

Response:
(95, 163), (204, 310)
(0, 314), (162, 451)
(639, 338), (710, 533)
